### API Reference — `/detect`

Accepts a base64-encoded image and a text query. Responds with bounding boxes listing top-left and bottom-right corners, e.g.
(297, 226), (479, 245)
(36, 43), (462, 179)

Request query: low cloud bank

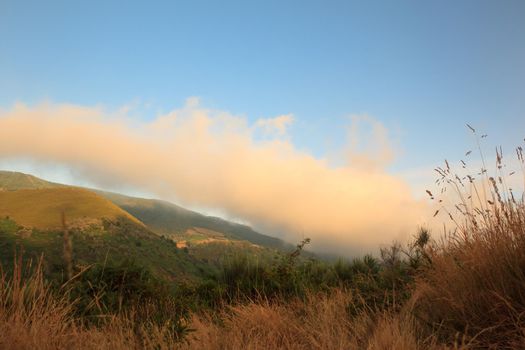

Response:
(0, 100), (428, 255)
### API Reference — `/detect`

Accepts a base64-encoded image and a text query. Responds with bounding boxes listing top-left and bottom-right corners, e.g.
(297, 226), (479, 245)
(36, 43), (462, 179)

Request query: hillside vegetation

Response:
(0, 187), (142, 229)
(97, 190), (290, 250)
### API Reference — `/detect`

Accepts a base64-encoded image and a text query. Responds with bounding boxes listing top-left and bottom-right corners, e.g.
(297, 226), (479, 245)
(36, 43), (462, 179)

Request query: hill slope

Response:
(0, 170), (63, 190)
(0, 187), (142, 229)
(0, 214), (215, 283)
(97, 190), (289, 250)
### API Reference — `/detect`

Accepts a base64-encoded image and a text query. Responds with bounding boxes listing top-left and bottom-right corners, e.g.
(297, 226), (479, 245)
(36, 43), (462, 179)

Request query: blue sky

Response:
(1, 0), (524, 184)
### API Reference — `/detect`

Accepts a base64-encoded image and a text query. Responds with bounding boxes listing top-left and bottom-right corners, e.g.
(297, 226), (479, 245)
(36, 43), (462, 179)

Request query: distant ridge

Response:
(0, 170), (291, 250)
(96, 190), (289, 250)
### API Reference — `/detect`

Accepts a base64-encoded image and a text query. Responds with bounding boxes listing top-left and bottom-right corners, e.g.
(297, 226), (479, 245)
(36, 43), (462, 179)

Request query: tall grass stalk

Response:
(416, 133), (525, 348)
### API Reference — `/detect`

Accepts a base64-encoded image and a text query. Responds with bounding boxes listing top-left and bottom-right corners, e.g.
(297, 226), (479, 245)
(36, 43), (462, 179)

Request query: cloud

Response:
(255, 114), (294, 136)
(0, 100), (429, 256)
(345, 114), (396, 171)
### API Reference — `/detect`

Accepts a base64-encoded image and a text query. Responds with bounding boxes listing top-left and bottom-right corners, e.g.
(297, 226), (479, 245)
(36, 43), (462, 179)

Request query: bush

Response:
(69, 259), (192, 341)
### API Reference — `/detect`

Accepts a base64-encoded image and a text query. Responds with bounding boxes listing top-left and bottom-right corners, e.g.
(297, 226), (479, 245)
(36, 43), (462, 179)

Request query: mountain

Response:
(96, 190), (289, 250)
(0, 170), (309, 285)
(0, 174), (216, 282)
(0, 170), (292, 251)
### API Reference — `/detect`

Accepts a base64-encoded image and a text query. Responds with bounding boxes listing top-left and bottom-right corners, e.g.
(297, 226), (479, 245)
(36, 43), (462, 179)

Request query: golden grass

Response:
(412, 140), (525, 348)
(0, 273), (449, 350)
(0, 188), (142, 229)
(182, 290), (434, 350)
(0, 170), (62, 191)
(0, 255), (439, 350)
(412, 200), (525, 347)
(0, 258), (180, 350)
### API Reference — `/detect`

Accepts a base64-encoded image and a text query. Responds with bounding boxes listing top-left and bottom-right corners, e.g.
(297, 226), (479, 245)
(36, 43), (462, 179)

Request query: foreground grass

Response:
(0, 258), (182, 350)
(182, 290), (428, 350)
(0, 256), (433, 350)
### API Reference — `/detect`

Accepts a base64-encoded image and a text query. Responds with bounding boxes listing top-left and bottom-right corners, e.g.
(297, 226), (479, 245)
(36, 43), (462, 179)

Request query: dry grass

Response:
(0, 187), (142, 229)
(0, 258), (437, 349)
(0, 257), (180, 350)
(413, 201), (525, 348)
(182, 290), (433, 350)
(413, 141), (525, 348)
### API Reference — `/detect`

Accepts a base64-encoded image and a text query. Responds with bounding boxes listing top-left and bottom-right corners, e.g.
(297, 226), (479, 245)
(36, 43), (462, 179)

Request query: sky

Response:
(1, 1), (524, 255)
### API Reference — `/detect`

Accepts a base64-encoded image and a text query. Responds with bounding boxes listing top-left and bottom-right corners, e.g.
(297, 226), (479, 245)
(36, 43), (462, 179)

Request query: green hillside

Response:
(0, 216), (214, 283)
(97, 190), (290, 250)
